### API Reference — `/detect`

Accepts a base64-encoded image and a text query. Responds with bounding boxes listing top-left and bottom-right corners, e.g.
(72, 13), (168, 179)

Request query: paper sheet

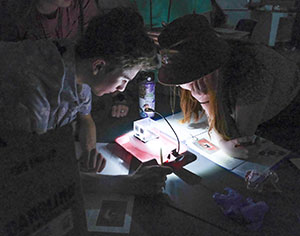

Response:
(86, 194), (135, 234)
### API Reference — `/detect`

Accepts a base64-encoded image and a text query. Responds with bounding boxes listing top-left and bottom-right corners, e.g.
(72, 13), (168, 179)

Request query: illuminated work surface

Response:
(145, 112), (299, 234)
(82, 112), (300, 235)
(148, 112), (293, 178)
(90, 142), (300, 236)
(82, 143), (235, 236)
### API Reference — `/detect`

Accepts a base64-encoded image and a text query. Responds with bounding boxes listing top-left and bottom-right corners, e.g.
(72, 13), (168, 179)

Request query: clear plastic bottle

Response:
(138, 71), (155, 118)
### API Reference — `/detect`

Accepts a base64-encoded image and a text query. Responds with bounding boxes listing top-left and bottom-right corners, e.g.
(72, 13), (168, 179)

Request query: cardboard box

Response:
(0, 126), (87, 236)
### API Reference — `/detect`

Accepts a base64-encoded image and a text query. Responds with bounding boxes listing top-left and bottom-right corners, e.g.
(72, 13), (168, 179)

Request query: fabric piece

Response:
(213, 187), (269, 231)
(0, 39), (91, 134)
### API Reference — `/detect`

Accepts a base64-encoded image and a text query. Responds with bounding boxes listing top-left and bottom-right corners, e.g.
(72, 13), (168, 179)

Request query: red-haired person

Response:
(158, 14), (300, 159)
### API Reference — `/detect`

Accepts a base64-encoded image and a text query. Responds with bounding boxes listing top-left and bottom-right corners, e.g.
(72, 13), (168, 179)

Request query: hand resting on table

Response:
(79, 148), (106, 173)
(124, 165), (173, 195)
(218, 135), (266, 159)
(80, 163), (172, 196)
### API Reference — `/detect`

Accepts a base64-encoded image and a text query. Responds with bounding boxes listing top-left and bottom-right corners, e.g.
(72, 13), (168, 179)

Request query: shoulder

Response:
(0, 40), (62, 71)
(225, 42), (299, 105)
(222, 42), (273, 105)
(223, 41), (266, 85)
(23, 40), (65, 77)
(3, 40), (66, 92)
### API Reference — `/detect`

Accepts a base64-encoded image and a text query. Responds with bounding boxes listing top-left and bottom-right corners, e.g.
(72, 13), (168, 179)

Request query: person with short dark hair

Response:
(0, 8), (172, 195)
(157, 14), (300, 159)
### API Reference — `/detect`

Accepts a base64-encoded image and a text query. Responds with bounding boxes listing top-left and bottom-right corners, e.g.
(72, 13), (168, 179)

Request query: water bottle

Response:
(138, 71), (155, 118)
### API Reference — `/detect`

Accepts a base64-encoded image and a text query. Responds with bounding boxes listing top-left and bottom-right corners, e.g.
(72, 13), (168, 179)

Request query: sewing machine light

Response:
(133, 117), (159, 143)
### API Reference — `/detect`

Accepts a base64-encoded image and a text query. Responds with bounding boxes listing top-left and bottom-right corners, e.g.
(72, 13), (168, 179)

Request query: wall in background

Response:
(216, 0), (251, 27)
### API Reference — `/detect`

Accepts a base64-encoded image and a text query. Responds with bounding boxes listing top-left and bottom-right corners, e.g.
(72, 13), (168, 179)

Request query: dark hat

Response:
(158, 14), (230, 85)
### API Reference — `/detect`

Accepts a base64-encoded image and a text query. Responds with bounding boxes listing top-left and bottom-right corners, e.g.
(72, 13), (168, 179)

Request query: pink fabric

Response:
(13, 0), (98, 40)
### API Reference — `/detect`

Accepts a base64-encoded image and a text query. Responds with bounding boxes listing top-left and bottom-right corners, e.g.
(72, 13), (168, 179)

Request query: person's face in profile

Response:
(179, 77), (210, 104)
(91, 66), (141, 97)
(179, 69), (218, 103)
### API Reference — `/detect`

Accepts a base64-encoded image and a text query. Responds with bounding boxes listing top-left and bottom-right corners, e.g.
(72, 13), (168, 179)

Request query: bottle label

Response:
(139, 82), (155, 117)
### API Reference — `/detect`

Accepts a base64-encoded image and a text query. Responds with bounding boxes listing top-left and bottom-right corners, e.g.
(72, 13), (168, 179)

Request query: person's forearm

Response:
(80, 173), (131, 194)
(80, 165), (172, 195)
(78, 114), (96, 152)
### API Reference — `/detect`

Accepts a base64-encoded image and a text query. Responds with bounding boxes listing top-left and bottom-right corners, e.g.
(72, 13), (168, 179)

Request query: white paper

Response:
(86, 194), (134, 234)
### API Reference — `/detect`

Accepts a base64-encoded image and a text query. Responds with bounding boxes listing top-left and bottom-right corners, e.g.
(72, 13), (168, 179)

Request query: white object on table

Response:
(96, 143), (129, 175)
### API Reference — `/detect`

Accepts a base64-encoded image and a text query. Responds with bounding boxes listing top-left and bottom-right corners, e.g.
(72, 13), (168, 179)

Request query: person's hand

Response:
(111, 92), (129, 118)
(111, 104), (129, 118)
(147, 31), (160, 46)
(125, 165), (173, 195)
(218, 136), (264, 159)
(79, 148), (106, 173)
